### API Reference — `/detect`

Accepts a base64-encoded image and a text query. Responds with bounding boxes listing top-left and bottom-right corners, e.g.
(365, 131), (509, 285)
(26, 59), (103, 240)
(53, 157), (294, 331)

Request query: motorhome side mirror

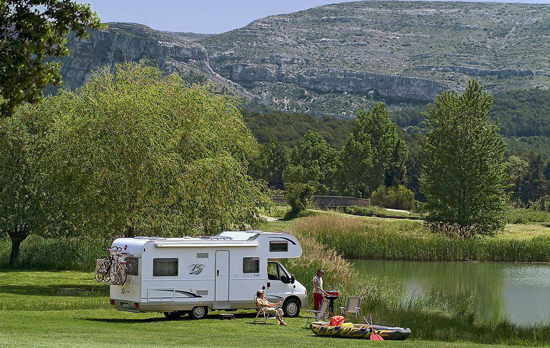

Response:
(290, 274), (295, 284)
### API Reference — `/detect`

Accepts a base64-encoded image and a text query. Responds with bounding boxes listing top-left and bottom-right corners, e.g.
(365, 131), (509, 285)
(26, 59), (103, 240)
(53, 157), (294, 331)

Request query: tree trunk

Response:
(8, 225), (29, 267)
(125, 225), (135, 238)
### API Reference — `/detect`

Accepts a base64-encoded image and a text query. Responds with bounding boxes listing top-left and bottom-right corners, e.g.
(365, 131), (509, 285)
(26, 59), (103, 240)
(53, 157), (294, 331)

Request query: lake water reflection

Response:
(352, 260), (550, 326)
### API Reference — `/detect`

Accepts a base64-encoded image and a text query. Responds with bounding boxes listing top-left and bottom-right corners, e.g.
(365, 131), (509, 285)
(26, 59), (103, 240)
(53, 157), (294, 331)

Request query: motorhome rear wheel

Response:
(189, 306), (208, 319)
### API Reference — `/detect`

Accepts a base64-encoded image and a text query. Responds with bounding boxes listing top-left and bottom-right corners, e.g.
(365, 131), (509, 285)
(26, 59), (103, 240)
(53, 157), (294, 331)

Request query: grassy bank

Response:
(1, 271), (550, 346)
(293, 215), (550, 262)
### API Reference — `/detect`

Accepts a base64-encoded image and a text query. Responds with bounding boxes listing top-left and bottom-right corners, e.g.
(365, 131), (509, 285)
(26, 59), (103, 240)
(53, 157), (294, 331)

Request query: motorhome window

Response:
(269, 241), (288, 252)
(268, 262), (279, 280)
(126, 257), (139, 276)
(243, 257), (259, 273)
(153, 258), (178, 276)
(277, 263), (289, 279)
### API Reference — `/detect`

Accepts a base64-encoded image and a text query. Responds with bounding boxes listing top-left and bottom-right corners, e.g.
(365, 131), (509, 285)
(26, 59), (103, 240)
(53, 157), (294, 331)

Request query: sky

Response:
(77, 0), (550, 34)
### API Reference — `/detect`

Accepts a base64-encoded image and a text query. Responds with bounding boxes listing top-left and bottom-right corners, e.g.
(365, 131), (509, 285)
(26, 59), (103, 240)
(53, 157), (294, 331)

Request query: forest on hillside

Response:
(244, 89), (550, 158)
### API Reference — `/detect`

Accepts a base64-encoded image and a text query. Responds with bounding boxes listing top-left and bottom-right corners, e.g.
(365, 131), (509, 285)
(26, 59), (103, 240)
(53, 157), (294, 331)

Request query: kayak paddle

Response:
(369, 313), (384, 341)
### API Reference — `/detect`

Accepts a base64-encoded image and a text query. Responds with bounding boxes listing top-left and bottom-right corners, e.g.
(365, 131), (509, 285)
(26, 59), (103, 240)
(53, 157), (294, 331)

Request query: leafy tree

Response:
(421, 80), (508, 236)
(405, 154), (425, 202)
(370, 185), (416, 210)
(37, 63), (267, 238)
(506, 155), (529, 206)
(338, 103), (407, 198)
(0, 116), (39, 265)
(385, 138), (408, 187)
(511, 152), (547, 206)
(0, 0), (102, 117)
(250, 142), (290, 190)
(282, 165), (315, 214)
(290, 130), (338, 194)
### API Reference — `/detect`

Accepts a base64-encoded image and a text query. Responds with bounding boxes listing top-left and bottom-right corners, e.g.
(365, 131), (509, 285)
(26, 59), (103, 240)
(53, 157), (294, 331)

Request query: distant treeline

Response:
(243, 88), (550, 158)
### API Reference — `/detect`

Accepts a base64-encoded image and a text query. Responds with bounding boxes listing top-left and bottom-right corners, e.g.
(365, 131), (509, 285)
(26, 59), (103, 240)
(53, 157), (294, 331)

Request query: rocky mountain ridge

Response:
(57, 1), (550, 117)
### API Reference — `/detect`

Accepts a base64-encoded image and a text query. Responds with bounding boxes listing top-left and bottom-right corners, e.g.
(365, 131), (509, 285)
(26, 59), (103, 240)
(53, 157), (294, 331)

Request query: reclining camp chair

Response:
(339, 296), (361, 319)
(253, 296), (278, 324)
(304, 300), (329, 328)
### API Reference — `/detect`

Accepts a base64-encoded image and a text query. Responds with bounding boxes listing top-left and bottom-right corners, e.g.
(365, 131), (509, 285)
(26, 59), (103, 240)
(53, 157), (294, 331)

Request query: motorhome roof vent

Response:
(199, 236), (233, 241)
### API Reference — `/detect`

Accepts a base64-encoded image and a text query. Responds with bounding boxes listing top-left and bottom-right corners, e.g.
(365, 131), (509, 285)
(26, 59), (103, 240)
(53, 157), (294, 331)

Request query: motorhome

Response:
(108, 230), (307, 319)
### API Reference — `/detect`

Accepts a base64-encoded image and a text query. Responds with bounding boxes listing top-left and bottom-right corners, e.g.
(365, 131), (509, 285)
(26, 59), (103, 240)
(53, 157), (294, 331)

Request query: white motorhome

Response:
(108, 230), (307, 319)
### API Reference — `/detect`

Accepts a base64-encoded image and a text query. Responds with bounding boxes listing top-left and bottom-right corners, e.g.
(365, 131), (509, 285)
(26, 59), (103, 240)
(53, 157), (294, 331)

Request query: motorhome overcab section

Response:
(109, 230), (307, 319)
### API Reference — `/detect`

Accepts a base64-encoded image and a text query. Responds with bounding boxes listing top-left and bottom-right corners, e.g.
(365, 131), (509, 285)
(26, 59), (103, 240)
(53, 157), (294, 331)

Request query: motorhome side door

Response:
(214, 250), (230, 309)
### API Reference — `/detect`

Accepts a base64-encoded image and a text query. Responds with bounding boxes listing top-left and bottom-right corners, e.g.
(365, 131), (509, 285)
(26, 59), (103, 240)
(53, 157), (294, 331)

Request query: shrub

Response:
(370, 185), (415, 210)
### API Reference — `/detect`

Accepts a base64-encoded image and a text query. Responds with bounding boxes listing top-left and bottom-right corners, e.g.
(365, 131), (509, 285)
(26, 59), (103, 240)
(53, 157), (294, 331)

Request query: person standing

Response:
(312, 269), (327, 311)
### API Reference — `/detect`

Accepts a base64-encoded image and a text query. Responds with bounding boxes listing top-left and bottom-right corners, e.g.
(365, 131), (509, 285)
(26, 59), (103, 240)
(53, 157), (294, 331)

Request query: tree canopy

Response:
(421, 80), (508, 236)
(0, 0), (101, 117)
(338, 103), (407, 198)
(34, 63), (268, 238)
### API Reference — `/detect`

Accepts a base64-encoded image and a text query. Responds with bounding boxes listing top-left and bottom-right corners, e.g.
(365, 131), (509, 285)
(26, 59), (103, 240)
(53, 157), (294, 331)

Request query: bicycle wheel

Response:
(94, 260), (105, 282)
(110, 262), (127, 285)
(117, 263), (127, 285)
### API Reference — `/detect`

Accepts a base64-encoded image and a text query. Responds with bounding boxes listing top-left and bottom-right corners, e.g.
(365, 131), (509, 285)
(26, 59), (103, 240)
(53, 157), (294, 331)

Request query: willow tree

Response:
(421, 80), (508, 236)
(38, 63), (268, 238)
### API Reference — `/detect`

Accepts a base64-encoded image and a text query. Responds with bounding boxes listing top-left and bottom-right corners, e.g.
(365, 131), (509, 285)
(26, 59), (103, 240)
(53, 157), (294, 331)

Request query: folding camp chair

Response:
(339, 296), (361, 319)
(304, 300), (329, 328)
(253, 297), (278, 324)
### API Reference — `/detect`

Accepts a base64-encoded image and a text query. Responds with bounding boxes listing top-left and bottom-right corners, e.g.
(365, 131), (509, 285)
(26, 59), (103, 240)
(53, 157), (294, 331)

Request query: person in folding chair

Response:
(255, 290), (287, 326)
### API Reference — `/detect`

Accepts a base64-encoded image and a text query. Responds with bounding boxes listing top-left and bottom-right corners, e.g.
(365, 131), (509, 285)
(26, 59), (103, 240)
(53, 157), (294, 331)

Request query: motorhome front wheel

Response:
(189, 306), (208, 319)
(283, 298), (300, 317)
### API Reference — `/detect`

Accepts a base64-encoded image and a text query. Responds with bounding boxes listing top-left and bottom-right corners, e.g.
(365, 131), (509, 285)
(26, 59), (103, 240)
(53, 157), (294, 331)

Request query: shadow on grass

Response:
(281, 209), (317, 221)
(84, 317), (169, 324)
(0, 284), (108, 297)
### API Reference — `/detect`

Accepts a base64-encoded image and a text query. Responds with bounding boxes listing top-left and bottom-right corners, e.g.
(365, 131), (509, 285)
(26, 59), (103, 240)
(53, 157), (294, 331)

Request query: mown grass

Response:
(293, 215), (550, 262)
(0, 271), (109, 311)
(2, 269), (550, 346)
(1, 309), (522, 348)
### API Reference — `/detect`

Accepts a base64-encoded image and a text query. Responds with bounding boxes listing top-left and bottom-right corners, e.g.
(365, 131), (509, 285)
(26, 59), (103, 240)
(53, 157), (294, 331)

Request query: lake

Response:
(352, 259), (550, 326)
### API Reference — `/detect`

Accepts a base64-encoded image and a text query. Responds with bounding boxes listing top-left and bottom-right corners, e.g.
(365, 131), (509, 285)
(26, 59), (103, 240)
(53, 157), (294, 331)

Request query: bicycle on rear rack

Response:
(94, 246), (128, 285)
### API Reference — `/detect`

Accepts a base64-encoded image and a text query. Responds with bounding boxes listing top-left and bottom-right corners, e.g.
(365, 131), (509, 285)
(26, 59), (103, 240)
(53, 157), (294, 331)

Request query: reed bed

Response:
(0, 235), (107, 271)
(506, 207), (550, 224)
(293, 215), (550, 262)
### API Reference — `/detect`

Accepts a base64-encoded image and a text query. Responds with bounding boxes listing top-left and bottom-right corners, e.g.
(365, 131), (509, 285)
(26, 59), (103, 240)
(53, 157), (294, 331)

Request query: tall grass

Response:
(293, 215), (550, 262)
(282, 234), (400, 312)
(506, 207), (550, 224)
(0, 235), (107, 271)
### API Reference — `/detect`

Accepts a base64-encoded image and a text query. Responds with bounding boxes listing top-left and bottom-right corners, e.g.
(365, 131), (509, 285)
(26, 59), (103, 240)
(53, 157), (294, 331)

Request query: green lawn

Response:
(0, 271), (519, 347)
